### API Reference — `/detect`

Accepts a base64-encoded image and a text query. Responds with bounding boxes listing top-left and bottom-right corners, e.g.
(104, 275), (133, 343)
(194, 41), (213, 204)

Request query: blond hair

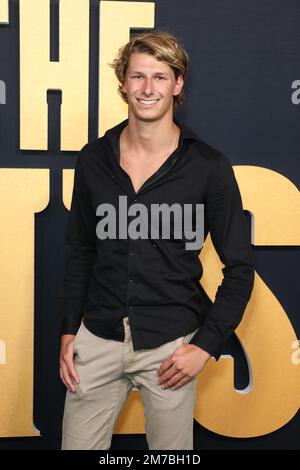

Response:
(109, 30), (189, 109)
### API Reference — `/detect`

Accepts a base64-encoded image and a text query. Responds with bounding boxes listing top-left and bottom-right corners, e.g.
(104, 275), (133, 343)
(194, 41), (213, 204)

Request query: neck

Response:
(122, 112), (180, 156)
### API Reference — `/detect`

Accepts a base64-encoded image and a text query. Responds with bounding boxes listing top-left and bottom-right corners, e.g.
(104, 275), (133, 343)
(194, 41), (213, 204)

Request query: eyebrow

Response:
(130, 71), (168, 76)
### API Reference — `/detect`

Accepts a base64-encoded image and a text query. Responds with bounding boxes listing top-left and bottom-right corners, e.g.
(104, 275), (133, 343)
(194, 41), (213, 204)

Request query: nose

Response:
(141, 77), (155, 96)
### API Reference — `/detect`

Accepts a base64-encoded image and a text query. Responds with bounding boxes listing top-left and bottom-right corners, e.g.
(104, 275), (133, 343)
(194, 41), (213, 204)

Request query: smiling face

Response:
(121, 52), (184, 122)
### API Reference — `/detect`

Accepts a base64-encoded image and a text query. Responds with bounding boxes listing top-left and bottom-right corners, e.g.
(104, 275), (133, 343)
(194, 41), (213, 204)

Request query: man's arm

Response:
(59, 148), (97, 336)
(189, 153), (255, 360)
(157, 153), (254, 390)
(59, 147), (97, 391)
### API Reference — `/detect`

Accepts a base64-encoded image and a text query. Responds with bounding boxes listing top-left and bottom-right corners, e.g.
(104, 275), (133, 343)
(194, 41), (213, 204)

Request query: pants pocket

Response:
(182, 328), (199, 344)
(73, 321), (84, 354)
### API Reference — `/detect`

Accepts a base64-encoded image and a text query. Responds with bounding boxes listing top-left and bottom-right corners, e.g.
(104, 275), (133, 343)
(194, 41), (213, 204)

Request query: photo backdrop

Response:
(0, 0), (299, 450)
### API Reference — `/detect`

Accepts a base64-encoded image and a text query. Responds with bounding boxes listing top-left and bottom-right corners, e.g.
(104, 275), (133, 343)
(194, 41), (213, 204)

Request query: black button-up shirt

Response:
(59, 118), (254, 360)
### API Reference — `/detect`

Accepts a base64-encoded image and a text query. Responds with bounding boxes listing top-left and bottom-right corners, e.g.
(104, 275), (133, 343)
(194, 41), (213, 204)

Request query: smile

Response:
(137, 98), (160, 106)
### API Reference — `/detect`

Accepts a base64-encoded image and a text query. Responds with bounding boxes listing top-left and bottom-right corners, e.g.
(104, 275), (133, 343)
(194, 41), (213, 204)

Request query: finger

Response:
(161, 371), (185, 388)
(61, 361), (75, 392)
(158, 365), (179, 385)
(59, 368), (68, 390)
(157, 356), (173, 375)
(171, 376), (191, 390)
(61, 361), (76, 392)
(64, 355), (80, 384)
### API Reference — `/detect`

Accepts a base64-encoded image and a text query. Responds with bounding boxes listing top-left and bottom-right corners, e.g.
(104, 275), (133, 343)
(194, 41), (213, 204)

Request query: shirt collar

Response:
(104, 117), (199, 160)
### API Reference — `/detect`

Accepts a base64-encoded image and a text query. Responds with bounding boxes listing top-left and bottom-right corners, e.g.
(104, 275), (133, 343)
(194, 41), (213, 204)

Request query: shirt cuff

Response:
(189, 327), (225, 361)
(60, 314), (83, 336)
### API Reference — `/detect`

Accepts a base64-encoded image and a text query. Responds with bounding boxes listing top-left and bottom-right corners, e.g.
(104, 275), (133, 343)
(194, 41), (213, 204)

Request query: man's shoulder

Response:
(79, 135), (107, 156)
(178, 120), (225, 166)
(187, 133), (229, 171)
(75, 134), (109, 168)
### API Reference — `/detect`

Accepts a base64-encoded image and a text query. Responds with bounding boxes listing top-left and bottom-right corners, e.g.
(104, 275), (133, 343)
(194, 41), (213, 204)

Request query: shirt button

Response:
(128, 305), (133, 309)
(153, 243), (157, 248)
(129, 252), (135, 256)
(129, 279), (134, 283)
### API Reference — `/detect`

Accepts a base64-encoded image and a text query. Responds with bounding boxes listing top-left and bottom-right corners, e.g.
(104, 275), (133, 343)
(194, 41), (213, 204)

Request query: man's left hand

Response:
(157, 343), (211, 390)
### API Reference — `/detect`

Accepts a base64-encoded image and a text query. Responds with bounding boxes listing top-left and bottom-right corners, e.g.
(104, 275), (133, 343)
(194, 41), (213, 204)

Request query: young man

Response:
(59, 31), (254, 450)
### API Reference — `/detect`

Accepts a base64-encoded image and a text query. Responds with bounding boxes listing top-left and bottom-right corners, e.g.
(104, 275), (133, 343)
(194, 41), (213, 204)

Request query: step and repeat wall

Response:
(0, 0), (299, 450)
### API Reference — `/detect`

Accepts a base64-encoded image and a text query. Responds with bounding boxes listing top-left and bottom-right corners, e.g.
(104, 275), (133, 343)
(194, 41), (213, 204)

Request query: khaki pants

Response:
(61, 316), (198, 450)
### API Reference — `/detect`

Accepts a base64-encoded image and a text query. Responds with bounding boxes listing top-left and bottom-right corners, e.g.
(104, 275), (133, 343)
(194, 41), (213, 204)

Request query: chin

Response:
(131, 105), (169, 122)
(130, 107), (156, 119)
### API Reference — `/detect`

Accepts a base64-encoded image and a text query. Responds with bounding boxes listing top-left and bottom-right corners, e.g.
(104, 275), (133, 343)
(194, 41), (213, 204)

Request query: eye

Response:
(131, 75), (166, 80)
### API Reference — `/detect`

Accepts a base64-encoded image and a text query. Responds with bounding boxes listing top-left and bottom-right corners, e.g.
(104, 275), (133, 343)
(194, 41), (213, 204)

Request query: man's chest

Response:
(119, 151), (172, 194)
(86, 143), (210, 207)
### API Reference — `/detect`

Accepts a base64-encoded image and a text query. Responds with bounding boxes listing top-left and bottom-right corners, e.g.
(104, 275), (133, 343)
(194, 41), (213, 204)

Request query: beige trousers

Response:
(61, 316), (198, 450)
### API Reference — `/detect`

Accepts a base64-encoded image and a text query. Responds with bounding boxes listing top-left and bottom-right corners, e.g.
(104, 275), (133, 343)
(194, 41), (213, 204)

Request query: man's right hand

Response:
(59, 334), (80, 393)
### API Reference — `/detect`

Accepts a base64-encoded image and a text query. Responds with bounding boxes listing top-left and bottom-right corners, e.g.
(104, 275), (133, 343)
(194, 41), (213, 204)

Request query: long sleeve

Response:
(59, 149), (97, 335)
(190, 154), (254, 360)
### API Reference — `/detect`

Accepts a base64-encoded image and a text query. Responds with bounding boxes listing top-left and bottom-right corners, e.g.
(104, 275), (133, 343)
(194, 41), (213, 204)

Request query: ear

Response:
(121, 82), (127, 94)
(173, 75), (184, 97)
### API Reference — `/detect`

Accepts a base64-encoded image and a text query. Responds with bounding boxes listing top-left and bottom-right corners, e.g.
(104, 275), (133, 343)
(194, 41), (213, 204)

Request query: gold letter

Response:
(20, 0), (89, 150)
(0, 169), (49, 437)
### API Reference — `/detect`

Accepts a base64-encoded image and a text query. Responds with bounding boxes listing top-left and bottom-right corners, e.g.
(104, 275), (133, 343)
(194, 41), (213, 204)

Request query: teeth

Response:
(138, 99), (159, 105)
